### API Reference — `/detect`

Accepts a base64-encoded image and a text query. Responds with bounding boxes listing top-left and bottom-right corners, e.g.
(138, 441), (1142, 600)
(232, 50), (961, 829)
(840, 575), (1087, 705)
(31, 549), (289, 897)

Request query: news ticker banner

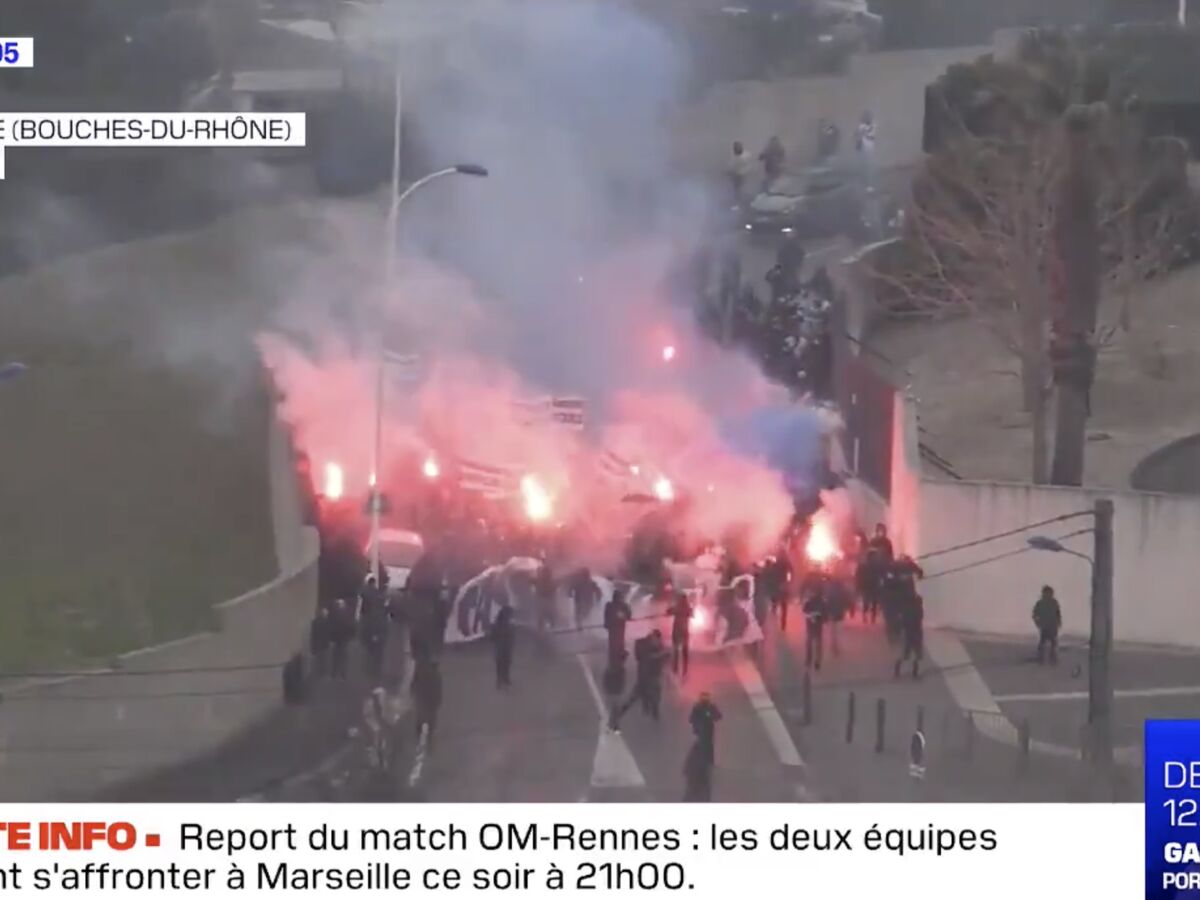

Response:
(0, 805), (1138, 899)
(1147, 720), (1200, 898)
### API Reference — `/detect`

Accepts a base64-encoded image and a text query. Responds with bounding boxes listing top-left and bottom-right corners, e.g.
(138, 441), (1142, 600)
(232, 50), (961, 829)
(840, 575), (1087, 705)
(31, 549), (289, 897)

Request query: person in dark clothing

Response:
(759, 135), (785, 189)
(690, 691), (722, 763)
(881, 555), (922, 644)
(604, 586), (633, 670)
(492, 605), (515, 688)
(855, 552), (882, 624)
(816, 117), (841, 161)
(610, 631), (669, 731)
(309, 605), (332, 679)
(535, 563), (556, 633)
(683, 739), (714, 802)
(668, 592), (693, 678)
(868, 523), (894, 564)
(411, 658), (442, 746)
(572, 568), (601, 630)
(802, 573), (829, 670)
(894, 592), (924, 680)
(764, 553), (791, 631)
(329, 597), (356, 679)
(361, 598), (388, 679)
(358, 576), (383, 623)
(1032, 585), (1062, 665)
(826, 575), (849, 658)
(777, 235), (806, 283)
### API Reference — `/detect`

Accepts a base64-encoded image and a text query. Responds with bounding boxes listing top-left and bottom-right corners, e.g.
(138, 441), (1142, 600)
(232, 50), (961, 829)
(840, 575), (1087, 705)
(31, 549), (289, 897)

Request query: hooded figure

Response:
(668, 592), (694, 678)
(1032, 586), (1062, 665)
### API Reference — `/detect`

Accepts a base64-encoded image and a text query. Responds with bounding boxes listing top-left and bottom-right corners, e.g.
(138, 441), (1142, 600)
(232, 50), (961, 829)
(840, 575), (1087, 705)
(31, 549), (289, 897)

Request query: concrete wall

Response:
(917, 477), (1200, 648)
(876, 388), (1200, 649)
(828, 134), (1200, 650)
(0, 418), (319, 801)
(669, 47), (987, 174)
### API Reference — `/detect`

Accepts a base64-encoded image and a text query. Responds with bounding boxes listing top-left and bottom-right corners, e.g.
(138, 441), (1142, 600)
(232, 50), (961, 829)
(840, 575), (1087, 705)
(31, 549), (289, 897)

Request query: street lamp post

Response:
(367, 68), (488, 582)
(1026, 497), (1116, 779)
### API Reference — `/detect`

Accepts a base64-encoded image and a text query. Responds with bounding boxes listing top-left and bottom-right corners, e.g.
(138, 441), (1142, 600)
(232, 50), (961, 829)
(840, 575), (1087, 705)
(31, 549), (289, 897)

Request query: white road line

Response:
(408, 726), (429, 789)
(995, 684), (1200, 703)
(727, 650), (805, 768)
(576, 656), (645, 789)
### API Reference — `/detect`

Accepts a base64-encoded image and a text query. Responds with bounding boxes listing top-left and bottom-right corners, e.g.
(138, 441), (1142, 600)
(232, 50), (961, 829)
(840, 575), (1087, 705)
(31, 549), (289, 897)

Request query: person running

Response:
(492, 604), (515, 689)
(609, 631), (669, 731)
(1032, 585), (1062, 665)
(669, 592), (693, 678)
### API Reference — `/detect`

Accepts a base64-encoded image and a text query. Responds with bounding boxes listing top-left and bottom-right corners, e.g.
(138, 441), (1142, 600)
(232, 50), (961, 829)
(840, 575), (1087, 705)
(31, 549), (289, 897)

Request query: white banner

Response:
(443, 558), (761, 651)
(0, 804), (1140, 897)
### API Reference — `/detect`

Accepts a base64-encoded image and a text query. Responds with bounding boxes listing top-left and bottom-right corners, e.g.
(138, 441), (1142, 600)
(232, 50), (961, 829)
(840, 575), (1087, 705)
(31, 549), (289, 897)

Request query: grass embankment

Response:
(0, 209), (320, 670)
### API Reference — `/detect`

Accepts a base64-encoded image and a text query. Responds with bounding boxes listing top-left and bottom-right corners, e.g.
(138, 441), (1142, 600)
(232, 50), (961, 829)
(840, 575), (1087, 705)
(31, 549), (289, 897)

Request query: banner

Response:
(664, 558), (763, 651)
(512, 396), (586, 431)
(445, 561), (653, 644)
(444, 556), (760, 652)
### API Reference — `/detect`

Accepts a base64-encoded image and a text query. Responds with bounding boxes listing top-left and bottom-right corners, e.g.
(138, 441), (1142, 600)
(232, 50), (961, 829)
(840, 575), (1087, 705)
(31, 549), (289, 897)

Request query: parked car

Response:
(742, 165), (863, 239)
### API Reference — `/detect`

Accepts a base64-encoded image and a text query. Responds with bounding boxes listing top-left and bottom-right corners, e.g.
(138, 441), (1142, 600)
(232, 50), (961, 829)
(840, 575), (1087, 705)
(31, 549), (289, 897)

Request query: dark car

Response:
(742, 166), (862, 239)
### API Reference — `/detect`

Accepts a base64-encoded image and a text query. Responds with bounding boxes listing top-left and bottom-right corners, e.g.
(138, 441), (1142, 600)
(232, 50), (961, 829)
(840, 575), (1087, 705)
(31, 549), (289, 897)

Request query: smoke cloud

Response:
(262, 0), (833, 565)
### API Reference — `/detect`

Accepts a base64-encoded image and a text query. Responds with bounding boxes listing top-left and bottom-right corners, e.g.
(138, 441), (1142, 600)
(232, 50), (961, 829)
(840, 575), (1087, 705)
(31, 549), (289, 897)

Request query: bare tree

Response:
(873, 128), (1062, 482)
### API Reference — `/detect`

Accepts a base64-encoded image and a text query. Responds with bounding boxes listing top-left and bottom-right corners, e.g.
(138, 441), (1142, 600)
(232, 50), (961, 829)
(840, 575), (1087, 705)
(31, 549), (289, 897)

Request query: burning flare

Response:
(521, 474), (553, 522)
(324, 462), (345, 500)
(806, 512), (840, 566)
(662, 344), (676, 362)
(653, 476), (675, 502)
(423, 456), (441, 480)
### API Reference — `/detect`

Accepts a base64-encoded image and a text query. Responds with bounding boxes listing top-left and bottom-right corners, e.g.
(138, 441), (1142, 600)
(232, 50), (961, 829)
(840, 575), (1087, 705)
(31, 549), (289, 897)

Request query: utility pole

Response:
(1050, 106), (1101, 486)
(1087, 498), (1115, 775)
(1181, 0), (1189, 27)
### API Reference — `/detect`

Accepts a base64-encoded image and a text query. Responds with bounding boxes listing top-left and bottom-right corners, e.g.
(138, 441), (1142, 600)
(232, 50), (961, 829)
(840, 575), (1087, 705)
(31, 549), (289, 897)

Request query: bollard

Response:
(875, 698), (886, 753)
(964, 711), (976, 761)
(1017, 718), (1031, 775)
(802, 670), (813, 726)
(845, 691), (856, 744)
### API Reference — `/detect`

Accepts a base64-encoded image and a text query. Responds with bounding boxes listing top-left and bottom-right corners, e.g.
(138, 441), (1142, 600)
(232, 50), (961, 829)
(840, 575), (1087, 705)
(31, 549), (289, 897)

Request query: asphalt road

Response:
(264, 612), (1101, 804)
(964, 635), (1200, 763)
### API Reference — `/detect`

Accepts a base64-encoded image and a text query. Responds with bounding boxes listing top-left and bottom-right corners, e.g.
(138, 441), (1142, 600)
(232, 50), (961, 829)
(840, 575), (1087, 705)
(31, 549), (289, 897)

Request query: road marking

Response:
(727, 650), (805, 768)
(407, 728), (428, 789)
(995, 684), (1200, 703)
(576, 656), (645, 789)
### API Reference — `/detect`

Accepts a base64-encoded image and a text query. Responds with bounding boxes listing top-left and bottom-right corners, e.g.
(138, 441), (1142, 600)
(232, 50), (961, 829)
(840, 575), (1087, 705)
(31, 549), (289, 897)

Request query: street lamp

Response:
(1026, 534), (1094, 566)
(368, 148), (488, 582)
(1026, 499), (1115, 777)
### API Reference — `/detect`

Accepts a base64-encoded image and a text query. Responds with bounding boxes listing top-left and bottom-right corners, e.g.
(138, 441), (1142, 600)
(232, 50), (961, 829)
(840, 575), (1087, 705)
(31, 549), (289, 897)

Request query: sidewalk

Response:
(100, 633), (406, 802)
(754, 614), (1127, 801)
